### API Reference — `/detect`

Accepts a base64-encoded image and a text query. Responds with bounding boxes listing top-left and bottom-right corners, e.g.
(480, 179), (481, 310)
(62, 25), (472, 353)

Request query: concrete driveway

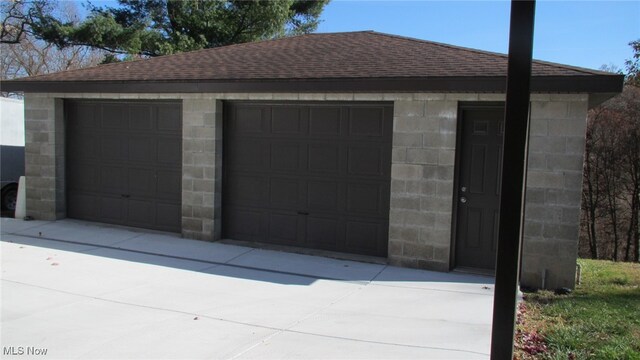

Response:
(1, 218), (494, 359)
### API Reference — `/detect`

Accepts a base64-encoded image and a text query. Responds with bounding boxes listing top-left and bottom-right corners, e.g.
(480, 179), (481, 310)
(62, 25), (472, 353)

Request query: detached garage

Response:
(4, 31), (623, 289)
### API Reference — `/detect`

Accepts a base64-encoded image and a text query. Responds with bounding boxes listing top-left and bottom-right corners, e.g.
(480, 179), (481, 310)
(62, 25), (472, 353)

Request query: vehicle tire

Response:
(1, 184), (18, 211)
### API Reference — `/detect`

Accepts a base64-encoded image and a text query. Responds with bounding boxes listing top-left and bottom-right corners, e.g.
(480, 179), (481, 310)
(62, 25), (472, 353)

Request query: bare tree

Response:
(580, 85), (640, 262)
(1, 0), (104, 93)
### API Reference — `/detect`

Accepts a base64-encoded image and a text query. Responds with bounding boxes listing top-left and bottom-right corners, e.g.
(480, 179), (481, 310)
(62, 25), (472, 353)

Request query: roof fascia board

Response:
(2, 75), (623, 94)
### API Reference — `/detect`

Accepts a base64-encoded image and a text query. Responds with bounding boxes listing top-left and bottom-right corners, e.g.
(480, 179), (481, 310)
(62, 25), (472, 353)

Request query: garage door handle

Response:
(121, 194), (131, 198)
(297, 211), (309, 215)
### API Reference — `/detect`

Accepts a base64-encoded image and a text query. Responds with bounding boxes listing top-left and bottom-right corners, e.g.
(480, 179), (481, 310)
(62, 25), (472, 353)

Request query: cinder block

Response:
(543, 223), (579, 241)
(478, 93), (506, 101)
(391, 164), (423, 180)
(405, 180), (421, 194)
(299, 93), (326, 101)
(531, 101), (568, 119)
(247, 93), (274, 100)
(394, 101), (425, 117)
(529, 118), (548, 136)
(393, 133), (423, 147)
(438, 149), (455, 166)
(403, 210), (436, 227)
(445, 93), (479, 101)
(527, 171), (565, 189)
(425, 101), (457, 120)
(353, 93), (383, 101)
(421, 197), (452, 213)
(391, 146), (407, 164)
(403, 242), (434, 259)
(397, 116), (439, 132)
(272, 93), (300, 100)
(406, 149), (438, 165)
(388, 239), (403, 257)
(413, 93), (446, 101)
(548, 118), (587, 137)
(383, 93), (414, 101)
(390, 195), (421, 210)
(326, 93), (355, 101)
(546, 154), (584, 171)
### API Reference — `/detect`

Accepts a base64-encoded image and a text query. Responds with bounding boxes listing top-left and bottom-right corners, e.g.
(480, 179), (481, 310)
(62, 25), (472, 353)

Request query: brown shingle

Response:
(12, 31), (609, 83)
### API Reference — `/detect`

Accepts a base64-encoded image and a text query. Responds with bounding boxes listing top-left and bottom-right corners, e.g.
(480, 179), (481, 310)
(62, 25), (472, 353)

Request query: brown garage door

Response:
(66, 100), (182, 232)
(223, 102), (392, 257)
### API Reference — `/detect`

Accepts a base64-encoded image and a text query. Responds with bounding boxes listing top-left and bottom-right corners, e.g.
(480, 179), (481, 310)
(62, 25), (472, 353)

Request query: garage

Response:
(223, 102), (393, 257)
(66, 100), (182, 232)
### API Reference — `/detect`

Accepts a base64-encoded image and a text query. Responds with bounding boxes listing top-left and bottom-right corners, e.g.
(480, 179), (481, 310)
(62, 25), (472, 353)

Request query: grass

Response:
(515, 259), (640, 360)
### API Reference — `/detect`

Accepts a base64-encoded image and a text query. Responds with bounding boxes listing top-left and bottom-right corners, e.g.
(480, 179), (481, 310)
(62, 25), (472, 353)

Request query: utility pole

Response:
(490, 1), (536, 359)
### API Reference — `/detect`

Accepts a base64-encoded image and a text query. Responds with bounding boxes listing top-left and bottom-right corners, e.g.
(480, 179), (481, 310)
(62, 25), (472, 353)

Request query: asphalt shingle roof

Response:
(3, 31), (623, 97)
(13, 31), (608, 83)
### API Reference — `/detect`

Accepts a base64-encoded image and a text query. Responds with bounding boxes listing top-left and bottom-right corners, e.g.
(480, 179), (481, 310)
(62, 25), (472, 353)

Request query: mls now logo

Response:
(3, 346), (48, 356)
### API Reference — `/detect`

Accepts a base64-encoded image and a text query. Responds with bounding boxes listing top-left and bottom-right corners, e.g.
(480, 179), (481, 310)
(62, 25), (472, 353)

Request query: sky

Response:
(85, 0), (639, 72)
(316, 1), (639, 72)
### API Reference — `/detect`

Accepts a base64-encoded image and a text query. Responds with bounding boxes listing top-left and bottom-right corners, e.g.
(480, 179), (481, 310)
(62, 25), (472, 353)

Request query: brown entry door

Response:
(454, 105), (504, 271)
(223, 102), (392, 257)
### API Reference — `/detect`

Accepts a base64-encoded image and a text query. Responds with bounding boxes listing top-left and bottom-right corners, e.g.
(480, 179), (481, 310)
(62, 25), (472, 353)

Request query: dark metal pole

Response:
(490, 1), (536, 359)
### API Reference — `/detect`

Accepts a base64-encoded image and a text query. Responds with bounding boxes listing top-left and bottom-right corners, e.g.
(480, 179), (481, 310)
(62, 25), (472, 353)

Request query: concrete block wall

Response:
(21, 92), (589, 289)
(388, 97), (458, 271)
(23, 95), (64, 220)
(521, 94), (589, 289)
(181, 99), (222, 241)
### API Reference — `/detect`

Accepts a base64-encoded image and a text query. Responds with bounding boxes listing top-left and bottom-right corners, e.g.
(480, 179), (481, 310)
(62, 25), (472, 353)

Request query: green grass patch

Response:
(516, 259), (640, 360)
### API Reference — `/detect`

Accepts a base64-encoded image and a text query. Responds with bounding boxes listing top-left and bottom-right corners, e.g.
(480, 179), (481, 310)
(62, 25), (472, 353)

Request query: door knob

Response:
(460, 197), (467, 203)
(461, 186), (467, 192)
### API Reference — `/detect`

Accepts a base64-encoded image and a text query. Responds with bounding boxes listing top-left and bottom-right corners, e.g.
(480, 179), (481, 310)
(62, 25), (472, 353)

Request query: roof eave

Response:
(1, 74), (624, 95)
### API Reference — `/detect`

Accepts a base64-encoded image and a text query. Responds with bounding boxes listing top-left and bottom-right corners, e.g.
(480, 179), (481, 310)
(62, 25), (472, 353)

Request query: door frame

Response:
(449, 101), (505, 270)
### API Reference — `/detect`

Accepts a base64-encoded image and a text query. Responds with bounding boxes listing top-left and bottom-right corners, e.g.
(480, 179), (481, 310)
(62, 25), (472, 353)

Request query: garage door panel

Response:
(227, 209), (264, 240)
(235, 107), (265, 134)
(127, 199), (156, 227)
(230, 140), (267, 170)
(224, 102), (391, 257)
(268, 213), (299, 244)
(128, 136), (156, 163)
(271, 107), (303, 134)
(157, 106), (182, 131)
(157, 203), (181, 231)
(128, 105), (153, 130)
(308, 144), (340, 174)
(348, 146), (385, 176)
(306, 217), (339, 248)
(67, 100), (181, 233)
(157, 138), (182, 165)
(156, 170), (182, 201)
(99, 196), (127, 222)
(270, 178), (300, 209)
(102, 104), (128, 129)
(68, 163), (99, 192)
(271, 142), (301, 171)
(346, 183), (383, 215)
(307, 181), (339, 212)
(67, 193), (100, 219)
(227, 174), (268, 205)
(100, 166), (126, 194)
(128, 168), (156, 197)
(349, 107), (385, 137)
(73, 103), (101, 129)
(309, 107), (341, 136)
(345, 220), (383, 254)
